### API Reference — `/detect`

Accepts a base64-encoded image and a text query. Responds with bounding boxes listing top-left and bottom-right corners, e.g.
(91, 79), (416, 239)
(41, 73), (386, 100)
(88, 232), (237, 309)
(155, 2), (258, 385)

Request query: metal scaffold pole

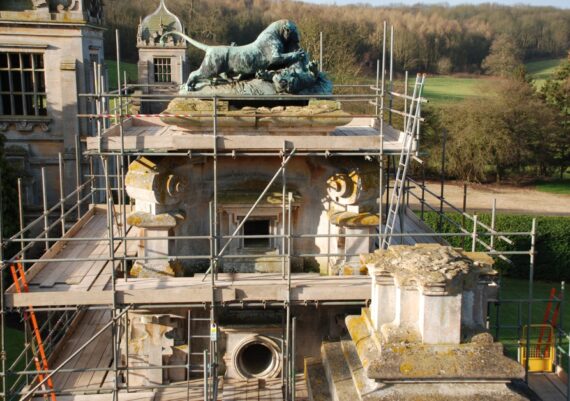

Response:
(0, 168), (7, 401)
(378, 21), (387, 248)
(41, 167), (49, 252)
(282, 142), (287, 280)
(388, 25), (394, 126)
(116, 29), (129, 283)
(525, 218), (537, 383)
(211, 95), (219, 401)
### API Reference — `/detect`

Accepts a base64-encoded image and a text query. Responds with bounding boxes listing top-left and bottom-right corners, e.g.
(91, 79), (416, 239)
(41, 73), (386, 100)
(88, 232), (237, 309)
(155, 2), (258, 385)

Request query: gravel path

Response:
(407, 181), (570, 216)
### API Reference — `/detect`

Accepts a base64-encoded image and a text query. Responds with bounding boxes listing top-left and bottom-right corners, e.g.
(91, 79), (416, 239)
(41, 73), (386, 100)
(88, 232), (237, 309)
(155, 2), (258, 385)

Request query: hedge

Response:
(418, 211), (570, 281)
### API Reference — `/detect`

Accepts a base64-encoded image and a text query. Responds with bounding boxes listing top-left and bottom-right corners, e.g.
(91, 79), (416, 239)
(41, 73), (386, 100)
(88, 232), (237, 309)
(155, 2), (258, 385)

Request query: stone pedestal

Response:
(127, 211), (184, 277)
(326, 168), (380, 275)
(125, 157), (187, 277)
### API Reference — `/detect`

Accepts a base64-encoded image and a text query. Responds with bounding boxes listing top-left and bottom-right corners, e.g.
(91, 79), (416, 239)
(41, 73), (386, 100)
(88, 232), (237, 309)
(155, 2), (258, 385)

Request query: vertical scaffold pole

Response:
(211, 96), (219, 399)
(58, 153), (66, 235)
(525, 218), (537, 383)
(89, 157), (95, 206)
(378, 21), (387, 249)
(186, 309), (191, 401)
(471, 214), (478, 253)
(491, 198), (497, 250)
(286, 192), (293, 400)
(292, 316), (297, 401)
(567, 332), (570, 401)
(404, 71), (408, 130)
(17, 178), (25, 263)
(375, 59), (380, 117)
(0, 168), (8, 401)
(116, 29), (128, 284)
(438, 129), (447, 233)
(16, 176), (30, 388)
(319, 32), (323, 72)
(388, 25), (394, 126)
(41, 167), (49, 252)
(282, 142), (287, 280)
(105, 158), (119, 401)
(203, 350), (209, 401)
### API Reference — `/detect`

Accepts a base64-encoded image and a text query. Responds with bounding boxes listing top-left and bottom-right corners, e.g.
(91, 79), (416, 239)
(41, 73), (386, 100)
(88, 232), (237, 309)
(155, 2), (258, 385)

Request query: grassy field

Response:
(535, 180), (570, 194)
(535, 170), (570, 194)
(419, 57), (564, 105)
(422, 75), (493, 105)
(526, 58), (565, 89)
(104, 60), (138, 91)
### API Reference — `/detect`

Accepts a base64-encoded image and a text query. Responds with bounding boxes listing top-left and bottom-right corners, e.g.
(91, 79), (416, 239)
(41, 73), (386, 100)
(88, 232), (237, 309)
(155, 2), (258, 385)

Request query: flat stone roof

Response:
(87, 117), (409, 154)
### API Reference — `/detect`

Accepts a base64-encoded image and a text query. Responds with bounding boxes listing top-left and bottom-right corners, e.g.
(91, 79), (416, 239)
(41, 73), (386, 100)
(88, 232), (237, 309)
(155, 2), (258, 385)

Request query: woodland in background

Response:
(420, 58), (570, 183)
(103, 0), (569, 77)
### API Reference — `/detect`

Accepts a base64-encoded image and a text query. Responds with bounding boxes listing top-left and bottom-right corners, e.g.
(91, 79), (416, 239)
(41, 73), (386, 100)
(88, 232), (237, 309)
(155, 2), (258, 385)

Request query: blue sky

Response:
(304, 0), (568, 8)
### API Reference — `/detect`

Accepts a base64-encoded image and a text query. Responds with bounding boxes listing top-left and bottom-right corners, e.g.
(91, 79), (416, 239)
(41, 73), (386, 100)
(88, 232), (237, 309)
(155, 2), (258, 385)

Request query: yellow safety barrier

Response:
(519, 324), (555, 373)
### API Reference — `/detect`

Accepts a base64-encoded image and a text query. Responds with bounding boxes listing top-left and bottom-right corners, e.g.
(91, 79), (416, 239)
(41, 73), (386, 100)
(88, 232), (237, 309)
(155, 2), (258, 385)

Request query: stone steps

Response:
(307, 317), (533, 401)
(321, 341), (359, 401)
(305, 358), (332, 401)
(340, 337), (382, 400)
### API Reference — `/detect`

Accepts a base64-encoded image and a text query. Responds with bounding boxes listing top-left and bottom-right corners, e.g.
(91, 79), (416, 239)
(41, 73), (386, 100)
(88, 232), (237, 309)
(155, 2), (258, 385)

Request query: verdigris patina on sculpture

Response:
(161, 20), (332, 95)
(158, 20), (346, 130)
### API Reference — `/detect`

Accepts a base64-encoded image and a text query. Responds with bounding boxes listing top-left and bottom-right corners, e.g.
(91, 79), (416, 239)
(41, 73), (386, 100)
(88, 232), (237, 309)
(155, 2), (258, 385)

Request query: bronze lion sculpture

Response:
(162, 20), (305, 91)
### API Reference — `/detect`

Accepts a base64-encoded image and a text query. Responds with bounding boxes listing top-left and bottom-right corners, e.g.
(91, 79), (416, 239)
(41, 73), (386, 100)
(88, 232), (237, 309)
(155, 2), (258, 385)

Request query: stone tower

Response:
(137, 0), (187, 113)
(0, 0), (104, 206)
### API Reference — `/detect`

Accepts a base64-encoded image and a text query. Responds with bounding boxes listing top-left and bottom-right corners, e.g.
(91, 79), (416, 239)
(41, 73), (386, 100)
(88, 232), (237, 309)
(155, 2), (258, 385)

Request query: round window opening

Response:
(235, 338), (280, 379)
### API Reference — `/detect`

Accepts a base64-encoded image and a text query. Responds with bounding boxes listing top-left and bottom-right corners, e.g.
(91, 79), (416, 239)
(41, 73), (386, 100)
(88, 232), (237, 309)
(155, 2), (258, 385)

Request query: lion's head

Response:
(278, 20), (301, 50)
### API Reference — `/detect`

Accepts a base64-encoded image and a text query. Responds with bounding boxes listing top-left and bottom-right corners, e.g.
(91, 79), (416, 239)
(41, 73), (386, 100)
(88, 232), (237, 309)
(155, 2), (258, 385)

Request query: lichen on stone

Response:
(365, 244), (496, 295)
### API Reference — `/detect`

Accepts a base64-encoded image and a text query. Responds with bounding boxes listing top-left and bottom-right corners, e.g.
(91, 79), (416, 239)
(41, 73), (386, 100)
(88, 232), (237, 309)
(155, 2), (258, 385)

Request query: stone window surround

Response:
(153, 57), (172, 83)
(220, 205), (289, 253)
(0, 50), (48, 117)
(0, 45), (49, 130)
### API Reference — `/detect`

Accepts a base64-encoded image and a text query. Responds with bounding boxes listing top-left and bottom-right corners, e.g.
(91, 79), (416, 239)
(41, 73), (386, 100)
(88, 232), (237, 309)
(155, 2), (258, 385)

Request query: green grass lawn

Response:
(535, 171), (570, 194)
(422, 75), (493, 105)
(526, 58), (565, 89)
(417, 57), (564, 105)
(104, 60), (138, 91)
(535, 180), (570, 195)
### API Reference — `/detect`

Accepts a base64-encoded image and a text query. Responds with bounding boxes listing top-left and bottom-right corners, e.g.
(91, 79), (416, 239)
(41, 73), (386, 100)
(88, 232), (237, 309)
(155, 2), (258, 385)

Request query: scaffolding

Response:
(0, 25), (541, 401)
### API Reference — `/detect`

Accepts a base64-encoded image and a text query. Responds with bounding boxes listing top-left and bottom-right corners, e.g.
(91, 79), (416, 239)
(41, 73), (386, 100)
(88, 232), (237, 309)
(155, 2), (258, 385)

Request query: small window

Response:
(153, 57), (172, 83)
(243, 219), (271, 249)
(0, 52), (47, 116)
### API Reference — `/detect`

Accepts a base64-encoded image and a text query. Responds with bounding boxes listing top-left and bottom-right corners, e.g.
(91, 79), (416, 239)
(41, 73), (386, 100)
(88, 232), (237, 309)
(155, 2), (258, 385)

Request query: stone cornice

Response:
(0, 116), (51, 133)
(0, 12), (104, 29)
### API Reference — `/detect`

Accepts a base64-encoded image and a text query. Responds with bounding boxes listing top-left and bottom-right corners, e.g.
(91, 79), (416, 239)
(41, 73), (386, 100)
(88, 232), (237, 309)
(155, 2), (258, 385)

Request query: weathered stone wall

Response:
(125, 155), (379, 275)
(0, 11), (104, 206)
